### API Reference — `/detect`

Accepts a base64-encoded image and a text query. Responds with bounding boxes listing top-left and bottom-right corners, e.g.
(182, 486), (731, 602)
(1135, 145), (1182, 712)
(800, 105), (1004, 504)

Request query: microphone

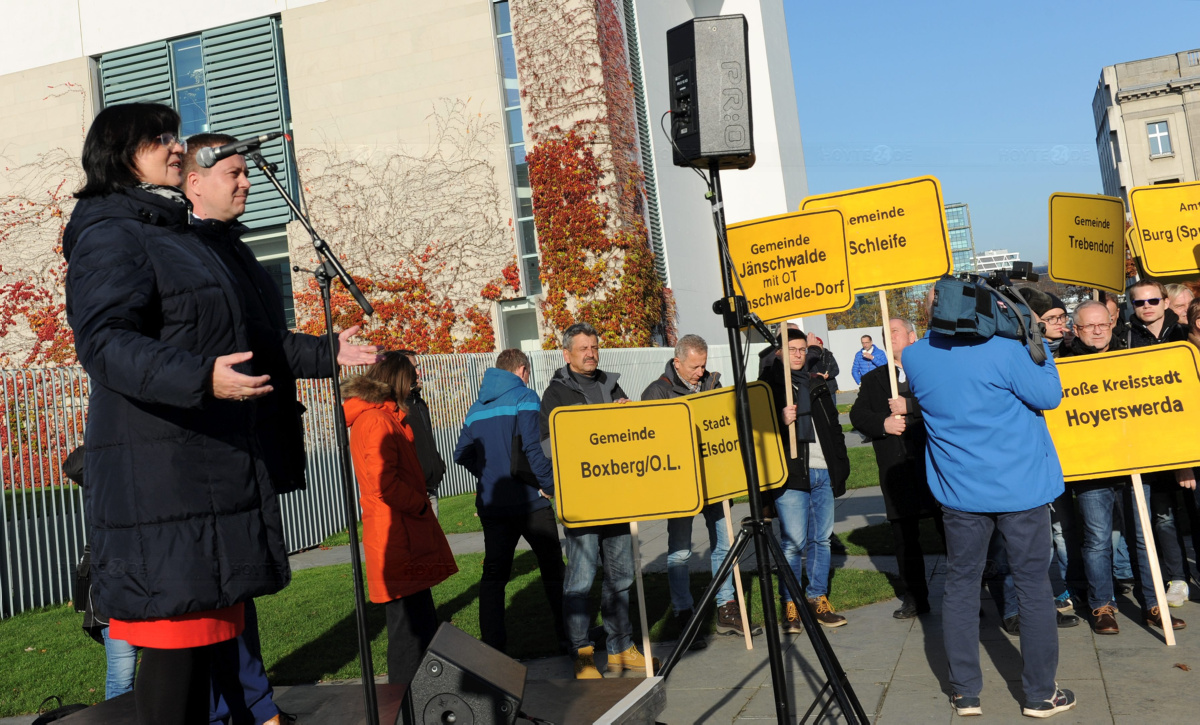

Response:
(195, 132), (284, 168)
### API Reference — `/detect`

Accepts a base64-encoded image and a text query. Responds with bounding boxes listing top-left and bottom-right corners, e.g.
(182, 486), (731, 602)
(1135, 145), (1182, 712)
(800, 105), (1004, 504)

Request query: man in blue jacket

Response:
(904, 315), (1076, 718)
(454, 348), (565, 655)
(850, 334), (886, 385)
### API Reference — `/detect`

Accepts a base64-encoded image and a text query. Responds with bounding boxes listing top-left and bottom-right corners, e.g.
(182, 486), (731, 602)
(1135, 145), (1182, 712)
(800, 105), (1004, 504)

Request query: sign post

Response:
(1044, 343), (1200, 644)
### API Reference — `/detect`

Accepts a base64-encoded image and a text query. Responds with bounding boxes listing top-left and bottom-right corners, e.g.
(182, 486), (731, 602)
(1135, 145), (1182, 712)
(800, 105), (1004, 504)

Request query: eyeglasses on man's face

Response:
(1131, 298), (1162, 308)
(1077, 323), (1111, 333)
(1042, 314), (1068, 324)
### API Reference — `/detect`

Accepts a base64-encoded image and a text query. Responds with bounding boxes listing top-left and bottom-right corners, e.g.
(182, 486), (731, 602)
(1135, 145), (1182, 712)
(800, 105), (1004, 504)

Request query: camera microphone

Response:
(195, 132), (285, 168)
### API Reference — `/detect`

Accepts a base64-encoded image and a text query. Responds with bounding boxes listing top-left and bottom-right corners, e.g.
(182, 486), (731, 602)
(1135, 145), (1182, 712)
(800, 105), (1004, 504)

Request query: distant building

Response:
(1093, 49), (1200, 206)
(945, 202), (977, 274)
(974, 249), (1020, 274)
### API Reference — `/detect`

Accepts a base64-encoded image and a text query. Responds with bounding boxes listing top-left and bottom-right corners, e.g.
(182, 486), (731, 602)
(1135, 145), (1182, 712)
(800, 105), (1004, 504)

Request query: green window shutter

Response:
(201, 17), (294, 229)
(99, 42), (172, 106)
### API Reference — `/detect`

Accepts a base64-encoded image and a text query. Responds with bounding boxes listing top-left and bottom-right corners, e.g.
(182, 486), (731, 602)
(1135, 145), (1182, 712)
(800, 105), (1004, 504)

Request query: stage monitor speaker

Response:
(399, 623), (527, 725)
(666, 14), (755, 170)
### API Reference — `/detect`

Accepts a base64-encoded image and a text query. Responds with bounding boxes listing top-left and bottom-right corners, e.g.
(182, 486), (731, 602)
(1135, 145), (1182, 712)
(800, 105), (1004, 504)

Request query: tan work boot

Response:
(607, 644), (660, 673)
(782, 601), (804, 634)
(808, 595), (847, 628)
(574, 645), (602, 679)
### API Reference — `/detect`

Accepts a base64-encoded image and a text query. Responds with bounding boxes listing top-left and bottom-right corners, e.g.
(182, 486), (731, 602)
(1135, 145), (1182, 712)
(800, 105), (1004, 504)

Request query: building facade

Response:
(974, 248), (1021, 274)
(1093, 49), (1200, 205)
(0, 0), (809, 363)
(945, 202), (976, 274)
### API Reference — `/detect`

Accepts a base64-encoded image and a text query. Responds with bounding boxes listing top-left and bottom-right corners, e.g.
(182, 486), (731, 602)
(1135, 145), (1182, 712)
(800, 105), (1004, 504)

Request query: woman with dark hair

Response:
(342, 352), (457, 687)
(63, 102), (300, 723)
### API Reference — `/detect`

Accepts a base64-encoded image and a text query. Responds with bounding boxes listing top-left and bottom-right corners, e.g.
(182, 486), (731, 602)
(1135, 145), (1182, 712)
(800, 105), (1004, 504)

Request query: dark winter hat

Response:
(1018, 287), (1065, 317)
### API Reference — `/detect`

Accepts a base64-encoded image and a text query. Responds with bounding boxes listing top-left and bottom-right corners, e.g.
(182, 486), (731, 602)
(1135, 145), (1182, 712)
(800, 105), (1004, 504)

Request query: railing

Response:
(0, 342), (764, 618)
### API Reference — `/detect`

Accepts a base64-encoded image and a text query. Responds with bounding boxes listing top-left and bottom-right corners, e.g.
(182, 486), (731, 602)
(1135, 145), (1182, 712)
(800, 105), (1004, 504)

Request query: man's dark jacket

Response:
(640, 359), (721, 400)
(806, 346), (840, 396)
(762, 358), (850, 494)
(406, 388), (447, 496)
(63, 187), (327, 620)
(539, 365), (627, 457)
(849, 365), (937, 520)
(1127, 308), (1188, 349)
(191, 216), (334, 494)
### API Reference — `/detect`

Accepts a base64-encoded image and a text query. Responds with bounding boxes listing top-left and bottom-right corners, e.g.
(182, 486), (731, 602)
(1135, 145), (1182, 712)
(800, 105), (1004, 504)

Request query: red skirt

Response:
(109, 602), (245, 649)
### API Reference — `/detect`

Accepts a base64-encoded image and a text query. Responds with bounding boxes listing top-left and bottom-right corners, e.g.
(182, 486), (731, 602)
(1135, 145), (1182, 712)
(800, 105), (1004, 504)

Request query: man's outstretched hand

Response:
(337, 325), (381, 366)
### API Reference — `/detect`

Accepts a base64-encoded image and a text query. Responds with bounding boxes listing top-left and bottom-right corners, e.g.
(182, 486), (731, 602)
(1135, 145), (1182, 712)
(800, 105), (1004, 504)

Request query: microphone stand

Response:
(248, 150), (380, 725)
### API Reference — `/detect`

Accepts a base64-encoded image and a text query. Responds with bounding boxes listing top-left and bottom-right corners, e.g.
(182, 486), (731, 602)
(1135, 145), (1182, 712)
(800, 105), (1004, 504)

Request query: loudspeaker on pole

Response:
(666, 14), (755, 170)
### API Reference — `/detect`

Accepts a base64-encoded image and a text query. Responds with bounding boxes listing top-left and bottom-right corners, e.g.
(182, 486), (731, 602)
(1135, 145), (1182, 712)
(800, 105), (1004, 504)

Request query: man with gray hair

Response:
(539, 322), (649, 679)
(641, 335), (761, 646)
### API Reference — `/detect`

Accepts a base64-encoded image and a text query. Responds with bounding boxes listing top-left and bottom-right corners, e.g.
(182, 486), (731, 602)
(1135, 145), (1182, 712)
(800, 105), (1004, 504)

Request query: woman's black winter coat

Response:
(63, 187), (328, 621)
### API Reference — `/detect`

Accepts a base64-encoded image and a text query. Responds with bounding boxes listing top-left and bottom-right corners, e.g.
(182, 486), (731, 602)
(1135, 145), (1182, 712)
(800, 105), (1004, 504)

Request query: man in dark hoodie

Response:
(540, 322), (652, 679)
(397, 349), (447, 515)
(1125, 279), (1193, 607)
(641, 335), (760, 646)
(763, 328), (851, 631)
(454, 348), (564, 654)
(183, 134), (378, 725)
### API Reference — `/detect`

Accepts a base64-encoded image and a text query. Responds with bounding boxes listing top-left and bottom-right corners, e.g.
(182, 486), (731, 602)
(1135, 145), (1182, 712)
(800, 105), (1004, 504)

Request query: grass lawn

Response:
(0, 552), (896, 717)
(836, 403), (853, 414)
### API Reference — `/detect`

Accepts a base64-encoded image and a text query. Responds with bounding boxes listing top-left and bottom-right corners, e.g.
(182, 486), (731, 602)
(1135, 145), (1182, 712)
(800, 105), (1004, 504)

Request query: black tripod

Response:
(656, 163), (867, 724)
(249, 150), (381, 725)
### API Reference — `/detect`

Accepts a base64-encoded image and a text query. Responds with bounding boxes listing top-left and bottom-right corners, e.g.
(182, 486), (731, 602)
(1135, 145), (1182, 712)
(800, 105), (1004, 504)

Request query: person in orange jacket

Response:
(342, 352), (458, 686)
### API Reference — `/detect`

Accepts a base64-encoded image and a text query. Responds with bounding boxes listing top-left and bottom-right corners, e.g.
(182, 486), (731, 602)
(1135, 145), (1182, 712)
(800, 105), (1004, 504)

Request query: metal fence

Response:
(0, 342), (765, 618)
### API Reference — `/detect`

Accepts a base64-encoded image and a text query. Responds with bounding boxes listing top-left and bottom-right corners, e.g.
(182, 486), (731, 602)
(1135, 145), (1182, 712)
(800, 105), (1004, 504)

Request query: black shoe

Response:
(1022, 687), (1076, 718)
(893, 595), (930, 620)
(1056, 611), (1080, 628)
(674, 609), (707, 650)
(1114, 578), (1134, 595)
(1001, 615), (1020, 636)
(950, 693), (982, 716)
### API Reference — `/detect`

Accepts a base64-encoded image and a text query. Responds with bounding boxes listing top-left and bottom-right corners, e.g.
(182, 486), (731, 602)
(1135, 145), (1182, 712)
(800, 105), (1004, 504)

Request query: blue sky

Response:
(784, 0), (1200, 265)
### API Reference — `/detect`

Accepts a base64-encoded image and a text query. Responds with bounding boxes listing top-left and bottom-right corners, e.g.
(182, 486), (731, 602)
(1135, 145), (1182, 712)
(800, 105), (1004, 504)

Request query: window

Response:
(493, 0), (540, 296)
(1147, 121), (1172, 156)
(98, 17), (298, 320)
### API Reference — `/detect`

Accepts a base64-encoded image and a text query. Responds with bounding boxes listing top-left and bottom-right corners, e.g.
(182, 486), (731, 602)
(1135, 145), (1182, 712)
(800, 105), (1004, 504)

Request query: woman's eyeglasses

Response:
(1042, 314), (1068, 324)
(154, 132), (186, 153)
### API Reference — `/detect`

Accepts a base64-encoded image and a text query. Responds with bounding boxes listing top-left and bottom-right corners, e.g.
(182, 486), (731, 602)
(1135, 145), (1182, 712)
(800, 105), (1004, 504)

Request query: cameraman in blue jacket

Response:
(454, 348), (565, 654)
(904, 284), (1075, 719)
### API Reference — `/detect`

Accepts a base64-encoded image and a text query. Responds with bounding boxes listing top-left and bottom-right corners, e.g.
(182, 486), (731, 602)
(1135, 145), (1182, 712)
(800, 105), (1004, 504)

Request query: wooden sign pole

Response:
(629, 521), (655, 673)
(878, 291), (900, 400)
(783, 321), (798, 459)
(722, 499), (754, 650)
(1130, 472), (1175, 645)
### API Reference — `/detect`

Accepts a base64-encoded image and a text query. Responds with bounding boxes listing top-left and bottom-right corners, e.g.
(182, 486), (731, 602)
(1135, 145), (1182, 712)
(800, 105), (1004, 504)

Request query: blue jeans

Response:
(102, 626), (138, 700)
(1076, 481), (1163, 612)
(942, 505), (1057, 702)
(775, 468), (834, 602)
(563, 524), (633, 658)
(703, 504), (737, 606)
(666, 503), (731, 613)
(209, 599), (279, 724)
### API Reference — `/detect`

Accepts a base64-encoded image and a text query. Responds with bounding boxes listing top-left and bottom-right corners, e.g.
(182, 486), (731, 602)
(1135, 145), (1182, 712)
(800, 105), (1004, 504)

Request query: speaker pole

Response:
(707, 161), (792, 722)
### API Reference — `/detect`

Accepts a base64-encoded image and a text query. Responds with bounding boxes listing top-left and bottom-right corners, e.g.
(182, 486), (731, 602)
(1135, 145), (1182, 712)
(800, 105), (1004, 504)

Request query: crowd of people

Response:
(63, 102), (1200, 722)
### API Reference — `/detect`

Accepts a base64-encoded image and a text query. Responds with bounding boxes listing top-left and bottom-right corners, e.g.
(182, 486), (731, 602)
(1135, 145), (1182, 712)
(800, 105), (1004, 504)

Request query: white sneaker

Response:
(1166, 580), (1189, 608)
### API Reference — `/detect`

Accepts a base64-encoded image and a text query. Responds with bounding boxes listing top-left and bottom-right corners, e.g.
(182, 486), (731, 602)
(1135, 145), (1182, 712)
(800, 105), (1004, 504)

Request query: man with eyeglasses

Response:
(1058, 301), (1185, 633)
(1125, 280), (1194, 609)
(763, 328), (851, 632)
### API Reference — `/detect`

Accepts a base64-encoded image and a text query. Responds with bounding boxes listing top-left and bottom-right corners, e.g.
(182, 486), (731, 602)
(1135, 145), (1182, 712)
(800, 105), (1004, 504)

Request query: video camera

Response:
(929, 261), (1048, 364)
